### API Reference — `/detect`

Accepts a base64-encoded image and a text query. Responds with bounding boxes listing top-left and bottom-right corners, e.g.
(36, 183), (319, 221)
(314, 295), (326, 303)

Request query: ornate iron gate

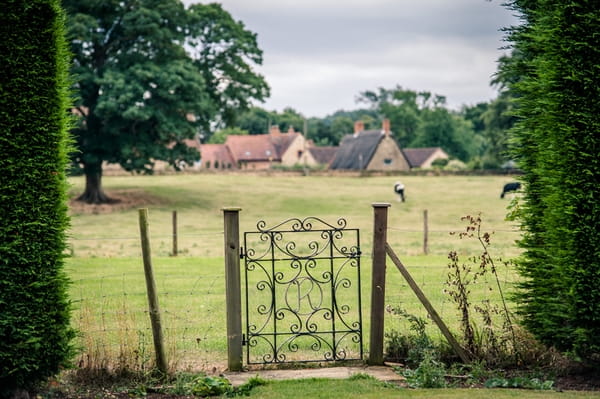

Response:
(242, 217), (363, 364)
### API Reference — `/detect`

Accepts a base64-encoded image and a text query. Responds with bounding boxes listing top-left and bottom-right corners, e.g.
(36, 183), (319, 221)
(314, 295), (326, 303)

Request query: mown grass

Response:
(67, 173), (522, 258)
(244, 377), (600, 399)
(66, 172), (522, 372)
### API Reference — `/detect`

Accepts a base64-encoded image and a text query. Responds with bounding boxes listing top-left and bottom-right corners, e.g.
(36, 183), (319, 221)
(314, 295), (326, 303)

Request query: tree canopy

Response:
(64, 0), (269, 203)
(357, 86), (483, 162)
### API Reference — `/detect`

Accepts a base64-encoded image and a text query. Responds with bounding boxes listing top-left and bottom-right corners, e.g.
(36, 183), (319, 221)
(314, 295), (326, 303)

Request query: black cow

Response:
(501, 182), (521, 198)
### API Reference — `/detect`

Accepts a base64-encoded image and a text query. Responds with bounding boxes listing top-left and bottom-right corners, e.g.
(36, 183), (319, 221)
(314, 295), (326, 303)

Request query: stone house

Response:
(329, 119), (410, 171)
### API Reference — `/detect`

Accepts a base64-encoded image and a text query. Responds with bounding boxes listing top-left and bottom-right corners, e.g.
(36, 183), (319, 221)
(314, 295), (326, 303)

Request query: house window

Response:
(298, 150), (303, 158)
(384, 158), (393, 165)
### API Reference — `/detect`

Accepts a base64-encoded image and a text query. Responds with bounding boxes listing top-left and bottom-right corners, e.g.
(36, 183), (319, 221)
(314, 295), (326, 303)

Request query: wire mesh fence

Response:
(67, 224), (522, 371)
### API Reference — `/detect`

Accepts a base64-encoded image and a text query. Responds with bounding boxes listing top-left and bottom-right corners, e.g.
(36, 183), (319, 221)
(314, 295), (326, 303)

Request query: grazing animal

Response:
(394, 181), (405, 202)
(501, 182), (521, 198)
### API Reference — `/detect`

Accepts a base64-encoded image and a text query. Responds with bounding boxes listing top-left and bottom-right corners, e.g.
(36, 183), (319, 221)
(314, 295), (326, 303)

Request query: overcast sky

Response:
(189, 1), (520, 117)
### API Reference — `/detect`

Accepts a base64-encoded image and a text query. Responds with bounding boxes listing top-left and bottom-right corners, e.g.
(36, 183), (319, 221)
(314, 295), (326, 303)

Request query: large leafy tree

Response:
(64, 0), (269, 203)
(359, 86), (480, 161)
(358, 86), (424, 147)
(503, 0), (600, 360)
(0, 0), (75, 395)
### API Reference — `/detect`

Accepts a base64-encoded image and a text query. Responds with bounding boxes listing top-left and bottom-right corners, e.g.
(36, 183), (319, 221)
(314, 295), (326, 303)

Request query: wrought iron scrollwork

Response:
(243, 217), (363, 364)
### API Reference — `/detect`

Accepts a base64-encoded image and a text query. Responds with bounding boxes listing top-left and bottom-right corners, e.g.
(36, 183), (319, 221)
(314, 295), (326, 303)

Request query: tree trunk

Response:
(76, 162), (118, 204)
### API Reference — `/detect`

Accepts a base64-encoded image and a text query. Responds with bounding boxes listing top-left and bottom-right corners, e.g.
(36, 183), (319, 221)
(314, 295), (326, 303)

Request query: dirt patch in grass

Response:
(69, 189), (168, 215)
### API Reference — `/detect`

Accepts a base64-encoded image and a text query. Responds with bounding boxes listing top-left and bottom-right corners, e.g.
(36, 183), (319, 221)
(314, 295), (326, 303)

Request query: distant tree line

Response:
(210, 86), (516, 170)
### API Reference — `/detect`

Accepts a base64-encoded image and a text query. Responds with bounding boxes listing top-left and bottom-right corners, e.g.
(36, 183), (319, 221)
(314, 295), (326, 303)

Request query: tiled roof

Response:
(225, 129), (302, 163)
(270, 133), (298, 159)
(199, 143), (234, 166)
(225, 134), (279, 162)
(308, 146), (338, 165)
(403, 147), (444, 168)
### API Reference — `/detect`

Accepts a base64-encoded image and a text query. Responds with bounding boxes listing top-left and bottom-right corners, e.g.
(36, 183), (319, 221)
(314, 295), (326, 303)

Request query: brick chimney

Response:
(270, 125), (281, 135)
(354, 120), (364, 135)
(382, 119), (391, 135)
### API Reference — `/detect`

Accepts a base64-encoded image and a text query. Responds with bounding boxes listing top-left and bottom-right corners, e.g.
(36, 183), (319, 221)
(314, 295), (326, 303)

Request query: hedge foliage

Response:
(504, 1), (600, 361)
(0, 0), (76, 395)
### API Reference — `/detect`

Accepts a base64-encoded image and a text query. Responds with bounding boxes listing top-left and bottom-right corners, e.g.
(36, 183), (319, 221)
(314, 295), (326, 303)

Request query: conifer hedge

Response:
(505, 1), (600, 361)
(0, 0), (75, 395)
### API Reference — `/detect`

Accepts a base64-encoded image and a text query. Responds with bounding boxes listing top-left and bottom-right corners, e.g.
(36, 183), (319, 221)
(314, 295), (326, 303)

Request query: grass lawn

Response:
(244, 377), (600, 399)
(67, 173), (522, 258)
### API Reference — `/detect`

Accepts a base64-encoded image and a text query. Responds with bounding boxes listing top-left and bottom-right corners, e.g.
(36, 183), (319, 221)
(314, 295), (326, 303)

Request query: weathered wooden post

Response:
(172, 210), (178, 257)
(138, 208), (168, 375)
(223, 207), (243, 371)
(369, 202), (390, 365)
(423, 209), (429, 255)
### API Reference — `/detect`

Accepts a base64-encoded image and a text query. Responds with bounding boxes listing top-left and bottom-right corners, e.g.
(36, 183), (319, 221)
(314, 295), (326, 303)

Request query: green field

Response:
(66, 173), (523, 371)
(67, 173), (522, 258)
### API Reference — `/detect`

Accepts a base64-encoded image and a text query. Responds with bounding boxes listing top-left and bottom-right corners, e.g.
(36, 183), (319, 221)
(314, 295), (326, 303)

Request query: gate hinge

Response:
(240, 246), (245, 259)
(242, 333), (247, 346)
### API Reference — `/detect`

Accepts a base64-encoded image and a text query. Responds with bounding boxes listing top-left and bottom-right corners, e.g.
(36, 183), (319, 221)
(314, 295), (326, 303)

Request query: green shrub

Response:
(401, 350), (447, 388)
(504, 0), (600, 361)
(384, 308), (437, 368)
(0, 0), (75, 396)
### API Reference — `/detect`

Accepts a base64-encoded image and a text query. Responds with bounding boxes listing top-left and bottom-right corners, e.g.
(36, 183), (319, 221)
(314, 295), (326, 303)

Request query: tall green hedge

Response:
(504, 1), (600, 361)
(0, 0), (76, 395)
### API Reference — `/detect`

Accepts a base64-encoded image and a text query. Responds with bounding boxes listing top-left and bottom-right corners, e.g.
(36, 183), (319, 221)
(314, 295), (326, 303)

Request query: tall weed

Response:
(445, 213), (517, 366)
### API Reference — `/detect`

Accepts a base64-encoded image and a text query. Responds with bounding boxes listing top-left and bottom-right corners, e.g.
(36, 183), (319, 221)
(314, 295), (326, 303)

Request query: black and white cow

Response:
(500, 182), (521, 198)
(394, 181), (405, 202)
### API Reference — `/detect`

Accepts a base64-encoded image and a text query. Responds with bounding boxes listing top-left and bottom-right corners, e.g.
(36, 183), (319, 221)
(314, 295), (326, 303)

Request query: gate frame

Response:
(241, 215), (363, 365)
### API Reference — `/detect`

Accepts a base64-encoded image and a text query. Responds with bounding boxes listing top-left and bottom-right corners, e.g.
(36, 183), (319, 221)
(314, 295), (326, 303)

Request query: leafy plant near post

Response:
(0, 0), (75, 396)
(501, 0), (600, 362)
(446, 214), (517, 366)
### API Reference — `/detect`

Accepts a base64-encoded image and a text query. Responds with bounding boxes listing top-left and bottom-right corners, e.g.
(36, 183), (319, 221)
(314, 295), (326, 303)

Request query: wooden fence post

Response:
(369, 202), (390, 365)
(172, 210), (178, 257)
(138, 208), (168, 375)
(223, 207), (243, 371)
(423, 209), (429, 255)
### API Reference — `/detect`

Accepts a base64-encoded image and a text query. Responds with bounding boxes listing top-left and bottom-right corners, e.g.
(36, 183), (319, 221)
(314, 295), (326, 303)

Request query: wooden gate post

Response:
(369, 203), (390, 365)
(223, 207), (243, 371)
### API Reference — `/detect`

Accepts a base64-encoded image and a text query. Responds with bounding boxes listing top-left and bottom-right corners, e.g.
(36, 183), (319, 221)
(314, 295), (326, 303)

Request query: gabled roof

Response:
(329, 130), (384, 170)
(224, 126), (303, 164)
(402, 147), (447, 168)
(270, 133), (299, 158)
(199, 143), (234, 166)
(308, 146), (338, 165)
(225, 134), (279, 162)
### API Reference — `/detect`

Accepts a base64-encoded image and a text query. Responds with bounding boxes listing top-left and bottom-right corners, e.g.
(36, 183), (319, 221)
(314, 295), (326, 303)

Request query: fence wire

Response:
(67, 227), (522, 371)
